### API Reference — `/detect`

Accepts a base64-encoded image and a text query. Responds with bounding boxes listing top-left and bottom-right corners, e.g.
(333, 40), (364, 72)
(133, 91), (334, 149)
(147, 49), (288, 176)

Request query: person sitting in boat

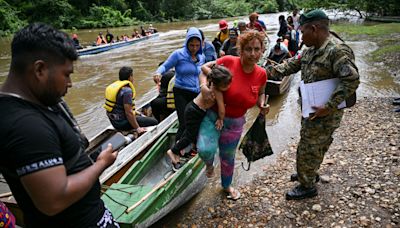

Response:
(72, 33), (82, 49)
(220, 29), (239, 57)
(96, 32), (107, 45)
(277, 15), (289, 38)
(268, 42), (291, 64)
(212, 20), (229, 58)
(166, 65), (232, 171)
(237, 21), (249, 35)
(150, 62), (175, 122)
(199, 29), (217, 62)
(105, 66), (158, 134)
(132, 30), (141, 39)
(283, 32), (298, 57)
(140, 26), (147, 36)
(247, 13), (264, 32)
(105, 29), (114, 43)
(148, 24), (158, 34)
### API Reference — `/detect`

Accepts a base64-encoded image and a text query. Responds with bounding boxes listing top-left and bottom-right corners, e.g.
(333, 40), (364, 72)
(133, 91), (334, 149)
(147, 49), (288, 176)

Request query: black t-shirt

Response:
(0, 97), (104, 227)
(105, 33), (114, 43)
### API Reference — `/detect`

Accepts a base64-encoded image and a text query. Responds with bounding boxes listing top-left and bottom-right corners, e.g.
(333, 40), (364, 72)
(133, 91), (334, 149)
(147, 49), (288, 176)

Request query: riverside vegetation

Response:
(1, 0), (400, 36)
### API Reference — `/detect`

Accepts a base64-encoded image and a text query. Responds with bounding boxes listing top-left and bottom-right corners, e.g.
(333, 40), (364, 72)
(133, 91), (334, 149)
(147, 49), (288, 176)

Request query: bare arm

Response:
(214, 89), (225, 120)
(124, 103), (144, 133)
(199, 61), (216, 103)
(21, 144), (117, 216)
(257, 83), (270, 115)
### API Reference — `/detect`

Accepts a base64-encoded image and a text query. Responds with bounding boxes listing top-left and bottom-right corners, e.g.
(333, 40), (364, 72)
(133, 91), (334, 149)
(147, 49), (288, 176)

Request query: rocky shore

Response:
(179, 97), (400, 227)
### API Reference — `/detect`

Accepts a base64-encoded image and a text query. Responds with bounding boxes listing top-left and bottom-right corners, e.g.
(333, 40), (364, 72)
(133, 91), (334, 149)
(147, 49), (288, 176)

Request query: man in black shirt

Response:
(0, 23), (119, 227)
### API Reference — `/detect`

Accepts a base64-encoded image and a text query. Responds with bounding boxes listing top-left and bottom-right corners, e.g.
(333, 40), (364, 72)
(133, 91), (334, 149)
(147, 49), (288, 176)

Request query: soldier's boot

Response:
(285, 185), (318, 200)
(393, 100), (400, 105)
(290, 173), (320, 183)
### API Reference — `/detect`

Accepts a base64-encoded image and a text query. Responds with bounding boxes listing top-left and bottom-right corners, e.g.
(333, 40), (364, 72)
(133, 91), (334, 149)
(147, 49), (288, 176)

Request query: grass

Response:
(331, 23), (400, 36)
(331, 23), (400, 62)
(370, 44), (400, 62)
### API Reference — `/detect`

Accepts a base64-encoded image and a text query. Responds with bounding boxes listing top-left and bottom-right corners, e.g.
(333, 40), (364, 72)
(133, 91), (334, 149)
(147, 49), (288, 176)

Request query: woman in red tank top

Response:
(197, 31), (269, 200)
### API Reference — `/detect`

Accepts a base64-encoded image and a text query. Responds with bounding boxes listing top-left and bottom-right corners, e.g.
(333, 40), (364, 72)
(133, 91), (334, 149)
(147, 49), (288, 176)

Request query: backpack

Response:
(212, 32), (222, 57)
(239, 113), (273, 170)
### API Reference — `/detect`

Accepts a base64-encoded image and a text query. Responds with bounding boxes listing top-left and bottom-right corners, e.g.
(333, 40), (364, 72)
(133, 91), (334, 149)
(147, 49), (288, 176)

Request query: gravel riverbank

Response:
(178, 97), (400, 227)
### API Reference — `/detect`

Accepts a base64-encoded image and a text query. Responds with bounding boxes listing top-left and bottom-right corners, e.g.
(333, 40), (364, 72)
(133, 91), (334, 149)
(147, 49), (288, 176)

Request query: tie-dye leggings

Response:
(197, 110), (245, 189)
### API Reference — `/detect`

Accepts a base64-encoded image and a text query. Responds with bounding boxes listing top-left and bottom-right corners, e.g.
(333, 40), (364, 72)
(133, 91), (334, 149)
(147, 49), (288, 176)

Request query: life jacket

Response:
(104, 80), (136, 112)
(166, 76), (175, 109)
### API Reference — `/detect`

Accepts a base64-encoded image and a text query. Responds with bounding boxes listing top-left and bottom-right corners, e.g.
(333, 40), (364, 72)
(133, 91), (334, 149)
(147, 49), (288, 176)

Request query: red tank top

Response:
(216, 56), (267, 118)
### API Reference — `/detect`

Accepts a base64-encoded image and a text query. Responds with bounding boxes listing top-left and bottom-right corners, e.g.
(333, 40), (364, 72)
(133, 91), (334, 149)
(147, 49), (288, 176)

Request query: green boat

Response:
(101, 123), (207, 227)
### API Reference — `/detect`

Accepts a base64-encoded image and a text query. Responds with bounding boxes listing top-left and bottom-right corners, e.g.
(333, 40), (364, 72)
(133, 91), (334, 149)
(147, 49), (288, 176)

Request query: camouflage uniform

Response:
(272, 35), (360, 188)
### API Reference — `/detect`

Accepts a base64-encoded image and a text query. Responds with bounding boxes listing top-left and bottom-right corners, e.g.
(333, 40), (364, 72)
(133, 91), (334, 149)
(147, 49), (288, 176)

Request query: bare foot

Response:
(206, 165), (214, 178)
(167, 149), (180, 164)
(225, 187), (241, 200)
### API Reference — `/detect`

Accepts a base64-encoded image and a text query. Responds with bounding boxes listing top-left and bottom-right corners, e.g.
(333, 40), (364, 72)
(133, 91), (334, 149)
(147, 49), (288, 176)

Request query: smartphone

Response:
(88, 133), (127, 162)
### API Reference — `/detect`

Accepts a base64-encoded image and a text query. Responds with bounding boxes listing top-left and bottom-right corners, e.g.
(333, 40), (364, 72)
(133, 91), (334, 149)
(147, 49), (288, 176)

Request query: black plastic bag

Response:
(239, 113), (273, 170)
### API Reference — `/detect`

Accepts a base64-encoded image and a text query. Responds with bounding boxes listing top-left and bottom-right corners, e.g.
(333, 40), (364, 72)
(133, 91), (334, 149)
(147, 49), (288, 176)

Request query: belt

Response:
(107, 112), (124, 120)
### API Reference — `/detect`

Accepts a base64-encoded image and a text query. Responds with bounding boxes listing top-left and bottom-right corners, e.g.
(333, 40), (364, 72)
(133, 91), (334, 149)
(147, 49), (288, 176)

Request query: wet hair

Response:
(238, 30), (265, 54)
(10, 23), (77, 74)
(119, 66), (133, 81)
(207, 65), (232, 89)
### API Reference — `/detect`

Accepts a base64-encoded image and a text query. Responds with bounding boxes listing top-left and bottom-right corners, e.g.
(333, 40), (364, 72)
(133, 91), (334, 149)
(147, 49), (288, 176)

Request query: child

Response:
(167, 65), (232, 171)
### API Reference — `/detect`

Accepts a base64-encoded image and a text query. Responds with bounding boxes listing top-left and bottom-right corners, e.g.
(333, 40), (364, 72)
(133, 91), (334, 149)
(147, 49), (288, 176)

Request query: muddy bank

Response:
(178, 97), (400, 227)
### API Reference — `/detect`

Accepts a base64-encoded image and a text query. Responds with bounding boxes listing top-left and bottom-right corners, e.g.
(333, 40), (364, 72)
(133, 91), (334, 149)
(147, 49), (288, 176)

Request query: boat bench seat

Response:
(167, 128), (178, 134)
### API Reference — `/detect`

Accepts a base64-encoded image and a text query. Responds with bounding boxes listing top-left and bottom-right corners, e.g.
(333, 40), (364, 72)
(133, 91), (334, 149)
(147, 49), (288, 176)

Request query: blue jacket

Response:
(156, 27), (205, 93)
(203, 40), (217, 62)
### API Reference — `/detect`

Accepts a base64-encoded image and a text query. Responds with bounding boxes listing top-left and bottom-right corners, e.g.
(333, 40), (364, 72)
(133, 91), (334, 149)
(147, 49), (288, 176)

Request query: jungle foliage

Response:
(1, 0), (399, 36)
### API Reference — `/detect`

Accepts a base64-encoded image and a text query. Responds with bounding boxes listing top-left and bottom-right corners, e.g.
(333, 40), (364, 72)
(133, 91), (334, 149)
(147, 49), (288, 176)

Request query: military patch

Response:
(339, 65), (351, 77)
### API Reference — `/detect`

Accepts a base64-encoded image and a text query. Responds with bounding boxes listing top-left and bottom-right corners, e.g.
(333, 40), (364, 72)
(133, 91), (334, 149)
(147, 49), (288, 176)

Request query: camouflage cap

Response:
(299, 9), (329, 26)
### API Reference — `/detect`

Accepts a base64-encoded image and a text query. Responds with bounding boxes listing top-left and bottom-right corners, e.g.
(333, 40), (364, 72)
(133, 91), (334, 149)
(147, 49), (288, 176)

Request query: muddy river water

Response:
(0, 12), (399, 226)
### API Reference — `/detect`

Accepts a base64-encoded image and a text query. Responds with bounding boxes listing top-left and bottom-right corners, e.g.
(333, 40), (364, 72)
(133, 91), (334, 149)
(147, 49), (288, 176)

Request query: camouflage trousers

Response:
(297, 110), (343, 188)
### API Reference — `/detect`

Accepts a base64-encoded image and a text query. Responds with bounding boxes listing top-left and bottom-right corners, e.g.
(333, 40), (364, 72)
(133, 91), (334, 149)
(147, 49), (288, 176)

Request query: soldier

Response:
(268, 9), (360, 200)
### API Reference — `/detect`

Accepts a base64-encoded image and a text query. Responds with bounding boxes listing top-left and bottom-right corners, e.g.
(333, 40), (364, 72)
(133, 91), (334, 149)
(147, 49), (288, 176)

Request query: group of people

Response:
(212, 12), (269, 59)
(0, 8), (360, 227)
(93, 24), (158, 46)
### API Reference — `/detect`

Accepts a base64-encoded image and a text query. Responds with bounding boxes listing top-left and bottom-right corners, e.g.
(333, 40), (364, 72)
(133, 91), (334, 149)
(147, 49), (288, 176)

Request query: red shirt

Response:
(216, 56), (267, 118)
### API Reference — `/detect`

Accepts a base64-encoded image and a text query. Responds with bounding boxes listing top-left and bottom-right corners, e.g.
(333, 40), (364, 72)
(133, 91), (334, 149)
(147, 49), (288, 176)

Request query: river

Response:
(0, 12), (399, 227)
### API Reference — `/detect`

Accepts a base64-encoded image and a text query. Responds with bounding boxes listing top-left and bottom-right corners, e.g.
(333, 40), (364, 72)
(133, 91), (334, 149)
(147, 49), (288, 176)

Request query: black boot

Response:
(286, 185), (318, 200)
(290, 173), (320, 182)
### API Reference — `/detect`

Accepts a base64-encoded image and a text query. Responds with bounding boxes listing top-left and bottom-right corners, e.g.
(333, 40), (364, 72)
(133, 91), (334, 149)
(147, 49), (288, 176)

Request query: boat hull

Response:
(78, 33), (159, 56)
(101, 124), (207, 227)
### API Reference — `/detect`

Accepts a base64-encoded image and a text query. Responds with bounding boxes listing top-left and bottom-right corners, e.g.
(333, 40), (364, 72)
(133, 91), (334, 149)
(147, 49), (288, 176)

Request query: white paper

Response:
(300, 78), (346, 118)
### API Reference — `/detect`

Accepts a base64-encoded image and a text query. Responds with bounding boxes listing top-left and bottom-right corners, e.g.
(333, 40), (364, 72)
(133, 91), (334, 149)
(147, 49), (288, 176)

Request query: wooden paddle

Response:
(125, 171), (177, 213)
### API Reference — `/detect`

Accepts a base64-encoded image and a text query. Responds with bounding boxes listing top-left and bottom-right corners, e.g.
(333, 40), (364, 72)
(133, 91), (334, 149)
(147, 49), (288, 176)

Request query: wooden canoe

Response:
(101, 123), (207, 227)
(78, 33), (159, 56)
